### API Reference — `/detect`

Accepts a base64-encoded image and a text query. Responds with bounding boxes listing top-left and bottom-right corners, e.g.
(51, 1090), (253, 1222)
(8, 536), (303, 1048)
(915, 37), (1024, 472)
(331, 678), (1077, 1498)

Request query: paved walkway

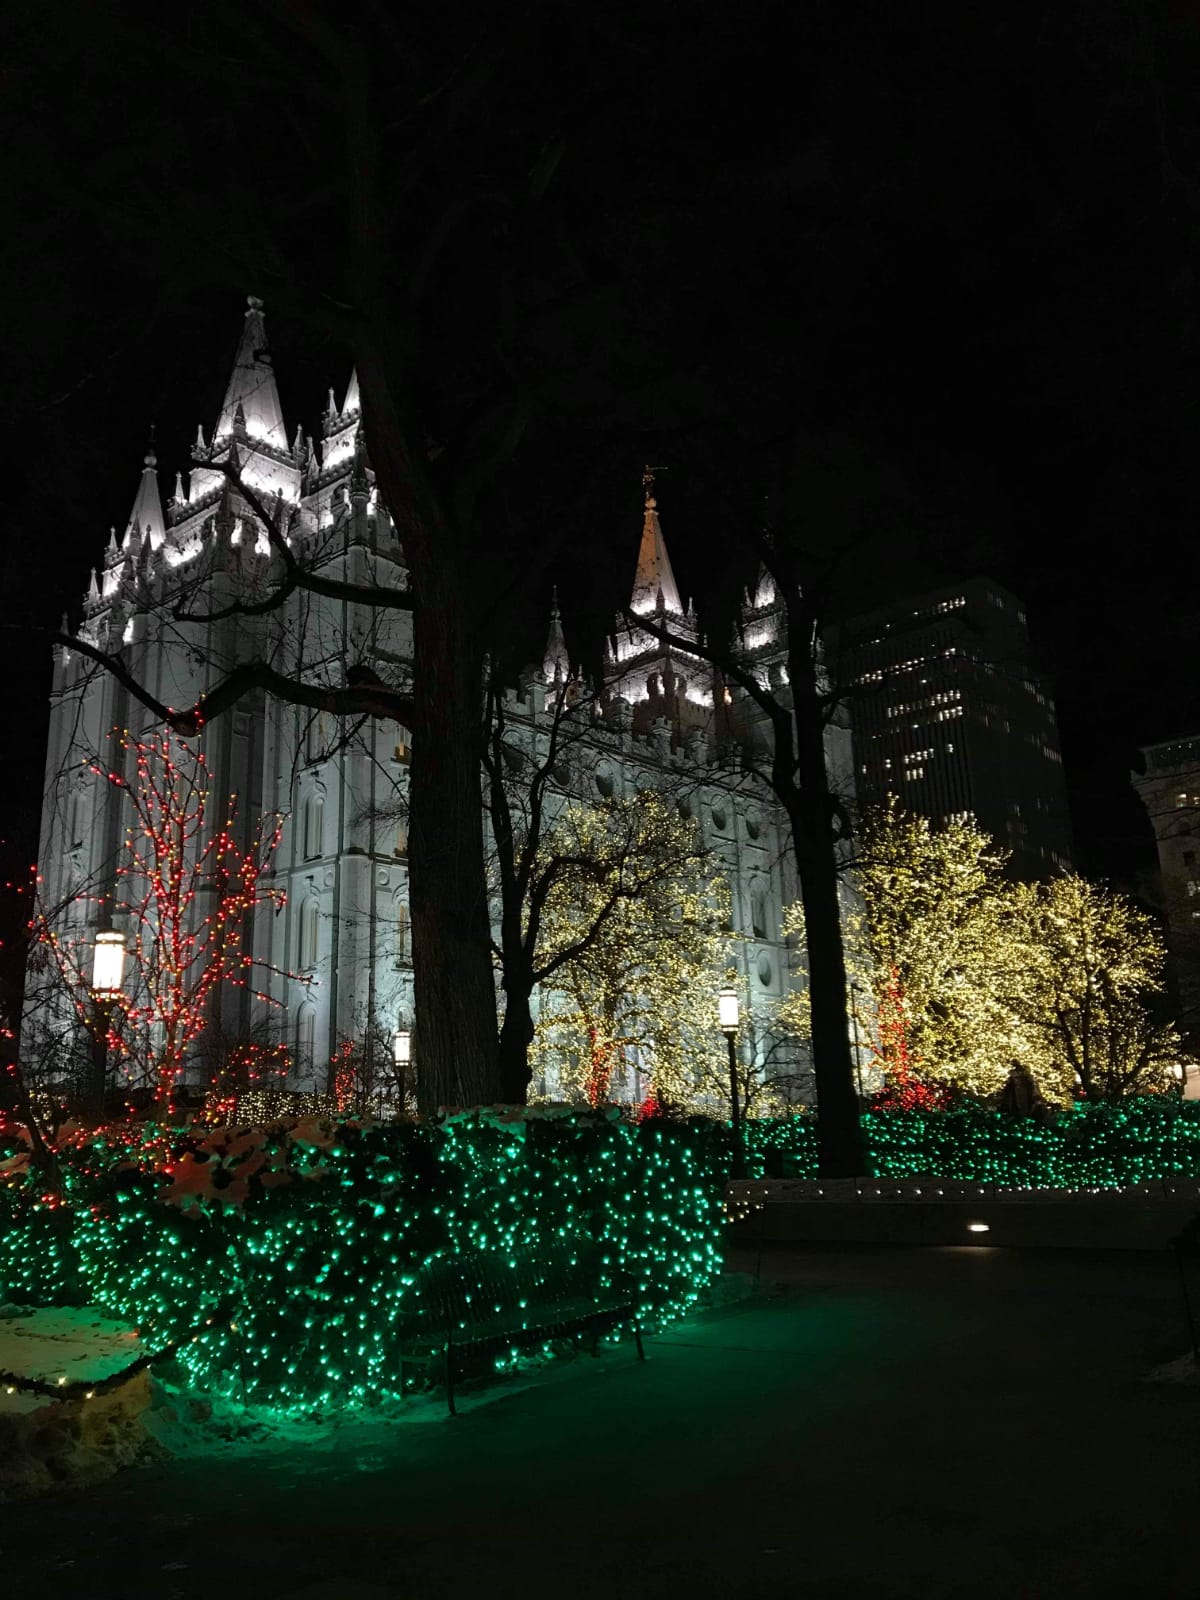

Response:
(6, 1243), (1199, 1599)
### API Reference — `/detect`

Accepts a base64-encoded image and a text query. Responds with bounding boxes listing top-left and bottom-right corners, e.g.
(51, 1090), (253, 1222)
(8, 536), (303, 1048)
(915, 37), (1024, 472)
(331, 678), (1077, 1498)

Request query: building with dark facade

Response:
(836, 577), (1072, 879)
(1133, 734), (1200, 1045)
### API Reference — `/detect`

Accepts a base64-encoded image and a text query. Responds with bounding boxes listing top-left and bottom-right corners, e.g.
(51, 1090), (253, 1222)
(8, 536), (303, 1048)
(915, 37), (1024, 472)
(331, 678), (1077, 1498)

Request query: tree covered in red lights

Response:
(26, 734), (292, 1119)
(101, 734), (289, 1110)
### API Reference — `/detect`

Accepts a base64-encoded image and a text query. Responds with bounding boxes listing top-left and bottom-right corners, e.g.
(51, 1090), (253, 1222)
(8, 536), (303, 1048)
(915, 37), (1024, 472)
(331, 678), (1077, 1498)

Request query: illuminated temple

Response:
(31, 299), (851, 1102)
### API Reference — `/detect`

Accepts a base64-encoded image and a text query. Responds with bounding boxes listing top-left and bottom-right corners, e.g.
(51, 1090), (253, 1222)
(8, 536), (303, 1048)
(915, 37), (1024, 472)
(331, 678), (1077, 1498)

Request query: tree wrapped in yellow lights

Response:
(779, 805), (1019, 1101)
(528, 793), (732, 1112)
(997, 874), (1185, 1103)
(852, 803), (1019, 1099)
(780, 803), (1189, 1107)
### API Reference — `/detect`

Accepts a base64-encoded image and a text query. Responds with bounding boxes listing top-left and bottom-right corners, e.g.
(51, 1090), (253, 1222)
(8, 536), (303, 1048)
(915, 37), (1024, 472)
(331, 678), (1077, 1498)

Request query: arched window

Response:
(394, 821), (408, 858)
(294, 1004), (316, 1083)
(66, 788), (85, 850)
(299, 898), (320, 970)
(394, 900), (409, 966)
(303, 792), (325, 860)
(751, 886), (768, 939)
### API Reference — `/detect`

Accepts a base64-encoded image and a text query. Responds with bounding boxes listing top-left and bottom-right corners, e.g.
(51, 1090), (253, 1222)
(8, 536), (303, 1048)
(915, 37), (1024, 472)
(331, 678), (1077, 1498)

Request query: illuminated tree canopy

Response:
(529, 793), (732, 1112)
(997, 875), (1183, 1103)
(782, 804), (1189, 1107)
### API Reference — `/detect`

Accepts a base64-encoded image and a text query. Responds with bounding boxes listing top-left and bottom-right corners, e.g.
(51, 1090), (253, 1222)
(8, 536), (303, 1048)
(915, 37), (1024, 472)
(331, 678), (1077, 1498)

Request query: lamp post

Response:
(393, 1026), (412, 1119)
(87, 930), (126, 1122)
(718, 987), (745, 1180)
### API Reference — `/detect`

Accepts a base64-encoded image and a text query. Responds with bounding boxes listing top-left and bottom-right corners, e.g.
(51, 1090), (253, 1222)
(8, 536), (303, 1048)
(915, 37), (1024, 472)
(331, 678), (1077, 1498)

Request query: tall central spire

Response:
(214, 296), (287, 451)
(631, 466), (683, 615)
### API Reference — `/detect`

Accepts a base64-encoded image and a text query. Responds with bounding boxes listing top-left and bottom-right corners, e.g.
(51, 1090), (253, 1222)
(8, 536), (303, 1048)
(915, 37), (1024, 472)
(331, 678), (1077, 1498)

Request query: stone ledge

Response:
(727, 1189), (1200, 1250)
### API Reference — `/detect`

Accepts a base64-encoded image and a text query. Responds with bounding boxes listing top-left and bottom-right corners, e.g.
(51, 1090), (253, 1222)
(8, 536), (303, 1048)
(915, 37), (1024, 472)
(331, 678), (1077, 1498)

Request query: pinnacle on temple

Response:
(631, 467), (683, 616)
(216, 449), (238, 535)
(542, 588), (570, 684)
(214, 296), (288, 452)
(748, 563), (776, 609)
(350, 424), (370, 498)
(124, 448), (166, 550)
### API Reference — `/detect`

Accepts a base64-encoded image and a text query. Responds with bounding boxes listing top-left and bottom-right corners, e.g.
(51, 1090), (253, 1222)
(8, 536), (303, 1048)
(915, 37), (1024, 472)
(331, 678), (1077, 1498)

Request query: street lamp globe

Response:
(91, 930), (126, 999)
(717, 988), (739, 1037)
(393, 1028), (412, 1068)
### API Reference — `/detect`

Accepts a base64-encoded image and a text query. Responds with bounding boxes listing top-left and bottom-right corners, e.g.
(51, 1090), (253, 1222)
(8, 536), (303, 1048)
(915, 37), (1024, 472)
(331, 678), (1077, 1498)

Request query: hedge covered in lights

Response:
(0, 1111), (725, 1412)
(745, 1096), (1200, 1186)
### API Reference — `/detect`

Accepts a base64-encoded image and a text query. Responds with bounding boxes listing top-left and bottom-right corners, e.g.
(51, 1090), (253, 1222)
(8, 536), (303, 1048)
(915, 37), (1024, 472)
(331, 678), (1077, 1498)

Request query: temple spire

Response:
(341, 368), (360, 417)
(124, 445), (166, 551)
(631, 466), (683, 615)
(214, 296), (288, 450)
(542, 587), (570, 684)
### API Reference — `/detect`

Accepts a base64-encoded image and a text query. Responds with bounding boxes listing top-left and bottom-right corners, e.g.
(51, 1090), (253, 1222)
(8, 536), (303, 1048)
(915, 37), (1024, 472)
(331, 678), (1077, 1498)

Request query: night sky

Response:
(3, 0), (1200, 910)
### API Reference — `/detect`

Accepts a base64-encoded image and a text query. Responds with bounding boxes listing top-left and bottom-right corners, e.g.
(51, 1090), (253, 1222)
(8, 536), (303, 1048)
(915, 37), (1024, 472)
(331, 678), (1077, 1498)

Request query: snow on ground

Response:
(0, 1305), (146, 1392)
(0, 1271), (764, 1492)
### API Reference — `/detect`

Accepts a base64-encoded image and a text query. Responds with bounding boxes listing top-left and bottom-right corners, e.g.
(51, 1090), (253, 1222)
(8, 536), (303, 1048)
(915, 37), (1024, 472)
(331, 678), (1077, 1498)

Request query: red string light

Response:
(870, 965), (949, 1113)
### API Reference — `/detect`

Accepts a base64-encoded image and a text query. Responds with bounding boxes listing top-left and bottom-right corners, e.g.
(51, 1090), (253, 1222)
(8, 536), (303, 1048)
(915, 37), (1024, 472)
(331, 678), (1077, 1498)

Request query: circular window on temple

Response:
(711, 803), (728, 832)
(757, 953), (773, 987)
(595, 765), (615, 799)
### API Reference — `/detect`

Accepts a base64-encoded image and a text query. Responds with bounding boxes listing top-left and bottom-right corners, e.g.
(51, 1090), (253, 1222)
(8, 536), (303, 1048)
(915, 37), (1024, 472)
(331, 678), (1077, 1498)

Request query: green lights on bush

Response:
(743, 1098), (1200, 1186)
(0, 1112), (725, 1413)
(7, 1099), (1197, 1417)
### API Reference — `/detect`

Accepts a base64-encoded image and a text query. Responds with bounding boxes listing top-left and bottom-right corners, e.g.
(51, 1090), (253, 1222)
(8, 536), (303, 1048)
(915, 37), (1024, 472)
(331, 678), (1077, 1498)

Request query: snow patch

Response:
(0, 1305), (146, 1390)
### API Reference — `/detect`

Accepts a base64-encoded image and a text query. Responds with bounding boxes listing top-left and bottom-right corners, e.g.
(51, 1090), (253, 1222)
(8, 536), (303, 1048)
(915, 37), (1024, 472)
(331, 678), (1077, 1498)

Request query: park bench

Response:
(396, 1239), (646, 1414)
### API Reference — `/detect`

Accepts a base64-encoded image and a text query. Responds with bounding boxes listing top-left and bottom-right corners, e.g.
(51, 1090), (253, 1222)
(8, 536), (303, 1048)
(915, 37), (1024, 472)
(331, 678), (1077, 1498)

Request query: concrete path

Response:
(6, 1243), (1198, 1599)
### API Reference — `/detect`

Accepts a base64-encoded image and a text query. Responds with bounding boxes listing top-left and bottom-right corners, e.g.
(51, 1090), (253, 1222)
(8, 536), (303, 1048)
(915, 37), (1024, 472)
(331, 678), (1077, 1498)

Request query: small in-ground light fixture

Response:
(967, 1222), (990, 1234)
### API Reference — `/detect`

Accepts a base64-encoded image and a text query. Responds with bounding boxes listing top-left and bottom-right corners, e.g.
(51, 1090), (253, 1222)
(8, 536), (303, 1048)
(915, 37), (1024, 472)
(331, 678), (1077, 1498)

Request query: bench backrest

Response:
(402, 1237), (623, 1338)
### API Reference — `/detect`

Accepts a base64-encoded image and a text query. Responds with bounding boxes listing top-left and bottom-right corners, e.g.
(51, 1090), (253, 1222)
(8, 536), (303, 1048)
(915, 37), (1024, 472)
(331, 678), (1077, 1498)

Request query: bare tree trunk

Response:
(407, 576), (501, 1112)
(497, 962), (536, 1104)
(789, 791), (864, 1175)
(787, 612), (866, 1177)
